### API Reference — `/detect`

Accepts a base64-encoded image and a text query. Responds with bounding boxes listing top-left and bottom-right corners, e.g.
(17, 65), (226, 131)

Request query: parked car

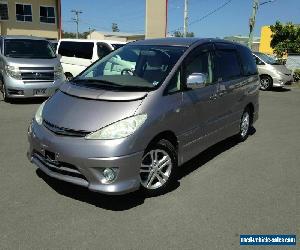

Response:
(28, 38), (259, 196)
(56, 39), (126, 80)
(0, 36), (65, 102)
(253, 52), (293, 90)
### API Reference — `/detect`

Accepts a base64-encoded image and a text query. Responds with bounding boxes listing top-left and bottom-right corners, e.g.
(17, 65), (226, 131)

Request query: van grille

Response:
(43, 120), (89, 137)
(20, 67), (55, 81)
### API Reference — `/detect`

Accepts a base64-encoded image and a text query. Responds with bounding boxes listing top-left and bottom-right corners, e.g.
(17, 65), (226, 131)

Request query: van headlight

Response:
(85, 114), (147, 140)
(54, 64), (64, 79)
(5, 65), (22, 80)
(35, 101), (46, 125)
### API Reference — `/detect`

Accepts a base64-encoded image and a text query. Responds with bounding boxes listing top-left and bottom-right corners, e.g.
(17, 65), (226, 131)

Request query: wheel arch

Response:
(145, 130), (178, 152)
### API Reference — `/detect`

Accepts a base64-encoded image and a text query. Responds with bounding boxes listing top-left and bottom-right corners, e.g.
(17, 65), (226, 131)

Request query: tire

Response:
(236, 108), (251, 142)
(65, 73), (73, 81)
(260, 75), (273, 91)
(139, 139), (177, 196)
(0, 78), (9, 103)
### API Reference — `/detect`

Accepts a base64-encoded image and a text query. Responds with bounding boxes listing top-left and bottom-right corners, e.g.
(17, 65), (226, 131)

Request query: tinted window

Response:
(237, 46), (258, 75)
(215, 49), (241, 81)
(4, 39), (56, 59)
(58, 41), (94, 59)
(97, 43), (112, 60)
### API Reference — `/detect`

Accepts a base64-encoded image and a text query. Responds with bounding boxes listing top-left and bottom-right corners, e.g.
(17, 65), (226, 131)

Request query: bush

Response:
(293, 69), (300, 82)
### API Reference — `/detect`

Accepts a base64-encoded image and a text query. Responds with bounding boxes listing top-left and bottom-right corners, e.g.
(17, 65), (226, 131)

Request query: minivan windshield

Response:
(4, 39), (56, 59)
(254, 52), (280, 65)
(76, 45), (187, 91)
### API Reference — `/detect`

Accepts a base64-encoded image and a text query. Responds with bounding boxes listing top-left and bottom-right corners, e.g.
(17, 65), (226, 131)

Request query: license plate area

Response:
(33, 88), (47, 95)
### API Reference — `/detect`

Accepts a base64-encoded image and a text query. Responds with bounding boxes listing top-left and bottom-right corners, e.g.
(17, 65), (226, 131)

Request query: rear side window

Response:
(215, 49), (241, 81)
(58, 41), (94, 59)
(237, 45), (258, 75)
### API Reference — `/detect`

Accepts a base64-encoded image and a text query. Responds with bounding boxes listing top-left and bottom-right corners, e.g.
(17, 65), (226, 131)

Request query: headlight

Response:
(54, 64), (64, 79)
(85, 114), (147, 140)
(5, 65), (22, 80)
(35, 101), (46, 125)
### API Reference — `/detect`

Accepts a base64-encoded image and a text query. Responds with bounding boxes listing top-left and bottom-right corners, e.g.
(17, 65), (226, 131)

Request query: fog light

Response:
(103, 168), (116, 182)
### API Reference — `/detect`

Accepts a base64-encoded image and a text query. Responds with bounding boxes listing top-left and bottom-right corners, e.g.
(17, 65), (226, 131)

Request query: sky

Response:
(61, 0), (300, 38)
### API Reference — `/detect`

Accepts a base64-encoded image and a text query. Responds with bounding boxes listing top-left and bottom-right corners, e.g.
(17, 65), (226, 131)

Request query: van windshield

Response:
(254, 52), (280, 65)
(75, 45), (186, 91)
(4, 39), (56, 59)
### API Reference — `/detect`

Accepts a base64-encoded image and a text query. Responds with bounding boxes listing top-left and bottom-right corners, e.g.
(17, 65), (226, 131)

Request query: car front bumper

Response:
(4, 75), (65, 98)
(27, 121), (143, 195)
(273, 74), (293, 87)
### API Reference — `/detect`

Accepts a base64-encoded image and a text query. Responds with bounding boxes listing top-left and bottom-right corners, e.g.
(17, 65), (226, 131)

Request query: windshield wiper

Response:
(72, 78), (123, 87)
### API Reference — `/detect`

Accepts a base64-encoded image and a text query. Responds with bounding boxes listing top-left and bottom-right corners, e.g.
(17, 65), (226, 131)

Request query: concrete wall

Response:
(259, 26), (273, 55)
(145, 0), (167, 39)
(90, 31), (145, 42)
(0, 0), (59, 39)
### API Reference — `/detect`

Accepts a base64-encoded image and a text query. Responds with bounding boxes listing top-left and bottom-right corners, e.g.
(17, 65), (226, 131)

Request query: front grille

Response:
(43, 120), (89, 137)
(34, 152), (88, 181)
(21, 72), (54, 81)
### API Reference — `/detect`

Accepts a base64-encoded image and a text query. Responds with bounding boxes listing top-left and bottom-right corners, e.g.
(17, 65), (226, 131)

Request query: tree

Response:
(62, 30), (94, 39)
(270, 21), (300, 58)
(112, 23), (120, 32)
(173, 31), (195, 37)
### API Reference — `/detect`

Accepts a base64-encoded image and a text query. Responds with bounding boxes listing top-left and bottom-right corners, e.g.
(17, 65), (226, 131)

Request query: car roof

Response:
(1, 35), (48, 41)
(129, 37), (239, 47)
(59, 39), (126, 44)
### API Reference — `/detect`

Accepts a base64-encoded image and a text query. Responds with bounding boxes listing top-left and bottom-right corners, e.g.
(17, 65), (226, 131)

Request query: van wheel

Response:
(139, 139), (177, 196)
(237, 108), (251, 142)
(0, 79), (9, 102)
(65, 73), (73, 81)
(260, 75), (272, 91)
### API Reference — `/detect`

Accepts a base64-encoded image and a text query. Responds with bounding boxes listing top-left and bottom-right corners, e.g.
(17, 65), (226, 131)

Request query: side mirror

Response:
(186, 73), (207, 89)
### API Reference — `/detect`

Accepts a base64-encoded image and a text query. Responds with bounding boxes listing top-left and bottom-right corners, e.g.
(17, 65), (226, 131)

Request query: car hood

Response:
(42, 90), (146, 132)
(4, 57), (60, 67)
(271, 64), (292, 75)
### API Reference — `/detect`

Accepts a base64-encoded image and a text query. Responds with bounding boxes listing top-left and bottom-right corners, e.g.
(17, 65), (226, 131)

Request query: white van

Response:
(56, 39), (126, 80)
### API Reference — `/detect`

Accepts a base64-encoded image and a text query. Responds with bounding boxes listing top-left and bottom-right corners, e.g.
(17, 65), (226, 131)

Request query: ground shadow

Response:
(36, 127), (256, 211)
(271, 87), (291, 92)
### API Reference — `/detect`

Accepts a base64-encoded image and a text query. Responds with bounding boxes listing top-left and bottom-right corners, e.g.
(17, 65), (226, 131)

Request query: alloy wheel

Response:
(140, 149), (172, 190)
(260, 78), (270, 90)
(240, 112), (250, 138)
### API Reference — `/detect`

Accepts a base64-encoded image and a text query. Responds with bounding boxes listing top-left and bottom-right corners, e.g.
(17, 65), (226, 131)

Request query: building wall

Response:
(259, 26), (273, 55)
(0, 0), (60, 39)
(145, 0), (167, 39)
(90, 31), (145, 42)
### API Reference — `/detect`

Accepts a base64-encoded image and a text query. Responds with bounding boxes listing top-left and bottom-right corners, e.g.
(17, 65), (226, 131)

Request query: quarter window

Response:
(16, 4), (32, 22)
(40, 6), (55, 24)
(215, 50), (241, 81)
(0, 2), (8, 20)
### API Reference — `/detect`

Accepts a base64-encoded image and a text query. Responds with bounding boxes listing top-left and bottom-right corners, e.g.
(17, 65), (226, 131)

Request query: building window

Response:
(0, 2), (8, 20)
(40, 6), (55, 24)
(16, 4), (32, 22)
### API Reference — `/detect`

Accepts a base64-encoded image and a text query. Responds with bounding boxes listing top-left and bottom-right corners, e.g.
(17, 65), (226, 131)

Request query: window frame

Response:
(0, 1), (9, 21)
(39, 5), (56, 24)
(15, 3), (32, 23)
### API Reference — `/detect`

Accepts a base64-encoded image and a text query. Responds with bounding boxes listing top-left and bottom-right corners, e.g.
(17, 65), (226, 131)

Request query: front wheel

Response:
(260, 75), (273, 91)
(0, 79), (9, 102)
(139, 139), (177, 196)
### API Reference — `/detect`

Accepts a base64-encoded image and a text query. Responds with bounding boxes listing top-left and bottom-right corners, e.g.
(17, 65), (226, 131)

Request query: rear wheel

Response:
(237, 108), (251, 142)
(139, 139), (177, 196)
(260, 75), (273, 91)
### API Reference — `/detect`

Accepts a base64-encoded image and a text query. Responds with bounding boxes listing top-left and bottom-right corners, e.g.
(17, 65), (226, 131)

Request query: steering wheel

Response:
(121, 68), (135, 76)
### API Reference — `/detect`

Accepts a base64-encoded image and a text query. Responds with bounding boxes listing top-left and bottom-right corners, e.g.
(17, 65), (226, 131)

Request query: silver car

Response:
(0, 36), (65, 101)
(28, 38), (259, 196)
(253, 52), (293, 90)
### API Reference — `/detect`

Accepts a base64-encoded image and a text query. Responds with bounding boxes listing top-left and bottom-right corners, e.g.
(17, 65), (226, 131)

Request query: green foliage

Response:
(293, 69), (300, 81)
(112, 23), (120, 32)
(62, 30), (95, 39)
(173, 31), (195, 37)
(270, 21), (300, 58)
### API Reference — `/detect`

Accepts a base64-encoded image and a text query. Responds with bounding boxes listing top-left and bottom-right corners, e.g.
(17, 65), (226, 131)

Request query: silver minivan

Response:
(253, 52), (293, 90)
(0, 36), (65, 102)
(28, 38), (259, 196)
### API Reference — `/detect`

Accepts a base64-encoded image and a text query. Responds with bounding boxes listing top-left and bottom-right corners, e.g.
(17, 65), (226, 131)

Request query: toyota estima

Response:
(0, 36), (65, 102)
(28, 38), (259, 196)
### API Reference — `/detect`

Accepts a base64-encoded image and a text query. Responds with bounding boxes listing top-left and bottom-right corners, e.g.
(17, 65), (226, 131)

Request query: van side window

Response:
(184, 50), (214, 85)
(58, 41), (94, 59)
(237, 46), (258, 75)
(97, 43), (112, 60)
(215, 49), (241, 81)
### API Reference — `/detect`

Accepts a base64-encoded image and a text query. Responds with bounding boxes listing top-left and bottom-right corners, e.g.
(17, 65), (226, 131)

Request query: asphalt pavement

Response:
(0, 87), (299, 249)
